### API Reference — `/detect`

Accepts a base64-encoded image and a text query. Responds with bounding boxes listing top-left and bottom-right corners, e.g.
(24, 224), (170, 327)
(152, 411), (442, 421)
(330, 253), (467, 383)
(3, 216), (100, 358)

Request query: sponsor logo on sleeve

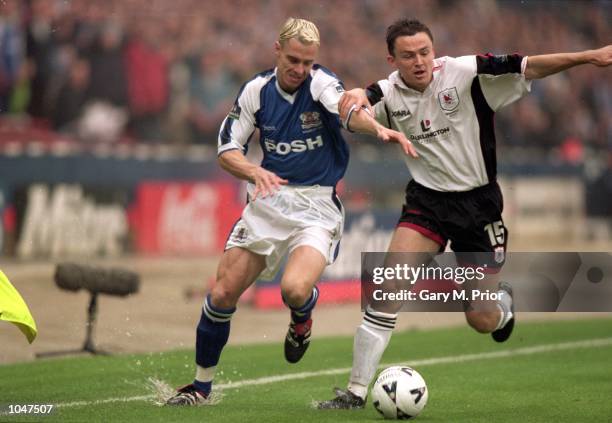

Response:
(228, 103), (242, 120)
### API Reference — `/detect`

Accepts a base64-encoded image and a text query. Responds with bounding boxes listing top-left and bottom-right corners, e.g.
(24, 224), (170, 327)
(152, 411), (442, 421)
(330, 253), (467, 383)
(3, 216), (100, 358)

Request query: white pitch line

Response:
(55, 337), (612, 409)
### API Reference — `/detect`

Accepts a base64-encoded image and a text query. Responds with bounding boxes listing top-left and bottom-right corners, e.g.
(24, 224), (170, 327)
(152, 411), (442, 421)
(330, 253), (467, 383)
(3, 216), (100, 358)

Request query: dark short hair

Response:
(386, 19), (433, 55)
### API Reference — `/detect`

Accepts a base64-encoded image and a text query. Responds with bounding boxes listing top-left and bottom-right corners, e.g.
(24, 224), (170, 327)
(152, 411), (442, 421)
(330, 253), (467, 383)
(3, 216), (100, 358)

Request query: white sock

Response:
(195, 365), (216, 383)
(494, 290), (513, 331)
(347, 307), (396, 399)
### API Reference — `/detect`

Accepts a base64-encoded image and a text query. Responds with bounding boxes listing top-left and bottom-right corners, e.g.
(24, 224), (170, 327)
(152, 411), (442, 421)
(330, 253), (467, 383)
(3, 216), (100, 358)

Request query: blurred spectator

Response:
(85, 22), (128, 107)
(124, 22), (168, 142)
(53, 56), (89, 131)
(0, 0), (24, 113)
(25, 0), (55, 119)
(187, 52), (239, 146)
(7, 61), (30, 113)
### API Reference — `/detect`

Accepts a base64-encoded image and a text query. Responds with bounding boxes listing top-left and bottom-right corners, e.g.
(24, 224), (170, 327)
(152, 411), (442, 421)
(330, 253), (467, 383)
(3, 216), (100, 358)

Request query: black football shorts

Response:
(398, 180), (508, 268)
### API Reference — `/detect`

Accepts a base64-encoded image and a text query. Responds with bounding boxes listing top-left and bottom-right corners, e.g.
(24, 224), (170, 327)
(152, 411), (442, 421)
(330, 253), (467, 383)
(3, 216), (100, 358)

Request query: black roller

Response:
(54, 262), (140, 297)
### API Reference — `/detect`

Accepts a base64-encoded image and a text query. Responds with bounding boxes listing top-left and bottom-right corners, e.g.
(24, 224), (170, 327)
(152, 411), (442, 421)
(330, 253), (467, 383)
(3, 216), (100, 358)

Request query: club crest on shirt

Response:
(438, 87), (460, 112)
(300, 111), (322, 130)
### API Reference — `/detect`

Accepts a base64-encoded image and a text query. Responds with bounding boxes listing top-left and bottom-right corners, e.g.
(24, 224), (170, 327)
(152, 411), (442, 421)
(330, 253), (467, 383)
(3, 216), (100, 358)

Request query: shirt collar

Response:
(274, 67), (300, 103)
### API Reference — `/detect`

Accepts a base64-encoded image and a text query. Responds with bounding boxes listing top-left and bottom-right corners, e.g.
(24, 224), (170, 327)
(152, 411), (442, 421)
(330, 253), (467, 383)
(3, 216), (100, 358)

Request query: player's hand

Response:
(251, 167), (288, 199)
(376, 126), (418, 158)
(589, 45), (612, 67)
(339, 89), (372, 119)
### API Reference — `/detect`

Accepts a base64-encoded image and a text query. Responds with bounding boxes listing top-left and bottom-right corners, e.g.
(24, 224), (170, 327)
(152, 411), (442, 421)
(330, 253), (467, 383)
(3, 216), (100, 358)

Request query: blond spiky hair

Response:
(278, 17), (320, 46)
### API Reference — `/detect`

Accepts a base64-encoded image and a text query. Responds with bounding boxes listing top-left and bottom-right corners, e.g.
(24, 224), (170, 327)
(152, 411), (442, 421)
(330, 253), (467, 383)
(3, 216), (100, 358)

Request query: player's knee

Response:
(465, 311), (496, 333)
(210, 283), (240, 309)
(280, 281), (313, 308)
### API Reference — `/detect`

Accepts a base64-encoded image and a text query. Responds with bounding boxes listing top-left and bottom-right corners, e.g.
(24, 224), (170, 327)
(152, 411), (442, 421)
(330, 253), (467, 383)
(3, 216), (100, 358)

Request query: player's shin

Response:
(282, 286), (319, 363)
(283, 285), (319, 323)
(348, 306), (397, 399)
(494, 284), (513, 330)
(194, 294), (236, 394)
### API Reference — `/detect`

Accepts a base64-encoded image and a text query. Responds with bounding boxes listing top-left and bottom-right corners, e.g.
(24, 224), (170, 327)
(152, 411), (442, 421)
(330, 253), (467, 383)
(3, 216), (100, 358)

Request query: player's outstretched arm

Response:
(218, 150), (288, 199)
(524, 45), (612, 80)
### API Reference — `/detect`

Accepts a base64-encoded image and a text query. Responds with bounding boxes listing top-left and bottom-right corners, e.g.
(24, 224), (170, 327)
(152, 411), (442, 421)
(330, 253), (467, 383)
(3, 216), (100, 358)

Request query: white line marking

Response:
(54, 337), (612, 409)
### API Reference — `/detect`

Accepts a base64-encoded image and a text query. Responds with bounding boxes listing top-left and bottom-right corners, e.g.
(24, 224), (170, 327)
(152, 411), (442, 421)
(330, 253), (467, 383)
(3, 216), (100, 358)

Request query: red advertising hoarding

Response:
(134, 182), (242, 255)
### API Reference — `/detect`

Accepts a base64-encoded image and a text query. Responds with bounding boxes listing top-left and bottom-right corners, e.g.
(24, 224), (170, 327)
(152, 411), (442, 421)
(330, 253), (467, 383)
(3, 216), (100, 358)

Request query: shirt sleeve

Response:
(318, 82), (345, 114)
(217, 79), (260, 156)
(366, 81), (391, 127)
(312, 69), (345, 115)
(475, 54), (532, 111)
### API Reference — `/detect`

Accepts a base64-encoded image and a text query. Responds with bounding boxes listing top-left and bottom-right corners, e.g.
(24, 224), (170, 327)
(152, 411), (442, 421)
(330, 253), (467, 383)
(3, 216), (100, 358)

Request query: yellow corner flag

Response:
(0, 269), (37, 343)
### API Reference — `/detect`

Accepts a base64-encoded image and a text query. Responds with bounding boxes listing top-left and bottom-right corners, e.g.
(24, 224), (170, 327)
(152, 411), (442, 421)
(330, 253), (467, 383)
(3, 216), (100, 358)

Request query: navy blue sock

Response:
(284, 286), (319, 324)
(194, 295), (236, 393)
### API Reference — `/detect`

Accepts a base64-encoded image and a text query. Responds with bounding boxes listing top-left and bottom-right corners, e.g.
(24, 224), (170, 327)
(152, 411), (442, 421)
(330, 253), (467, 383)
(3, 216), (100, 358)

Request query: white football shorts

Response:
(225, 183), (344, 280)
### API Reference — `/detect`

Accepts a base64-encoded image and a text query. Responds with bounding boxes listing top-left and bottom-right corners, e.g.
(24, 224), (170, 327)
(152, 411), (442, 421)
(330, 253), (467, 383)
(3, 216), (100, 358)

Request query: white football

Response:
(371, 366), (428, 419)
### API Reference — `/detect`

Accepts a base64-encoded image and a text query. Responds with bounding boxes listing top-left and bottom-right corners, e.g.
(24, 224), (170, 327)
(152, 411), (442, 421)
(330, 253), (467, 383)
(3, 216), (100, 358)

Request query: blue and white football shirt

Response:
(218, 65), (349, 187)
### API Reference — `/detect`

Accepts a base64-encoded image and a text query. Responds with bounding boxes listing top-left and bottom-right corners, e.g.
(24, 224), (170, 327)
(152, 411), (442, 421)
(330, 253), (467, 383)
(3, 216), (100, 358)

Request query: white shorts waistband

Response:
(247, 183), (336, 198)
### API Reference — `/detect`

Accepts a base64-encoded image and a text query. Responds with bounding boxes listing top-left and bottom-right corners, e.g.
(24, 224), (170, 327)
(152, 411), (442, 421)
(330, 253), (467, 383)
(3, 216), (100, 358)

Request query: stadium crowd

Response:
(0, 0), (610, 159)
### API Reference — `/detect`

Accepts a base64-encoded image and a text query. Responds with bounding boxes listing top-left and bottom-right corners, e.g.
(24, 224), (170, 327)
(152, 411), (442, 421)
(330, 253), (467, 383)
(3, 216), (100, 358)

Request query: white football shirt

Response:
(368, 54), (531, 192)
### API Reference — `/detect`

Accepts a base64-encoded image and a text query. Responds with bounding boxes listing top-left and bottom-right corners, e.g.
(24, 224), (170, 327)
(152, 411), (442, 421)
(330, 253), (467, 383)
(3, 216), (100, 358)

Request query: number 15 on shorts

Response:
(484, 221), (505, 247)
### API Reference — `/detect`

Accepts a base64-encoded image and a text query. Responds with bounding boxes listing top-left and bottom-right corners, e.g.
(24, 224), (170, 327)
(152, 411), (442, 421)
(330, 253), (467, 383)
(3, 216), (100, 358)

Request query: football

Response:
(371, 366), (428, 419)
